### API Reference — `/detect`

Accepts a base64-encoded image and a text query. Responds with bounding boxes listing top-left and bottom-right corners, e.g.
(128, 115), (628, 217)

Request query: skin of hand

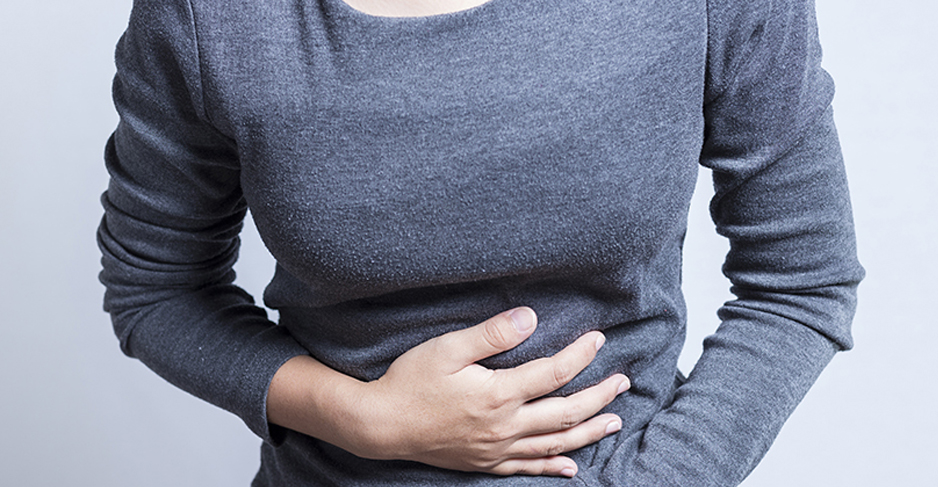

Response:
(267, 307), (630, 477)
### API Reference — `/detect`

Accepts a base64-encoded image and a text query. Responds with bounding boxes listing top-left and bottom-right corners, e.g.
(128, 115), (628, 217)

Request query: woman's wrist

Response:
(267, 355), (381, 456)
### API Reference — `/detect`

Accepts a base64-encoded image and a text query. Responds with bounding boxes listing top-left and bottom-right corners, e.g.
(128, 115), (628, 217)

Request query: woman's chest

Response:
(194, 0), (708, 291)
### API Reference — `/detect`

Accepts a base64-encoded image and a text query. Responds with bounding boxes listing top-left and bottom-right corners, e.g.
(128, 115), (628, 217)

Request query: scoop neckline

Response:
(327, 0), (503, 22)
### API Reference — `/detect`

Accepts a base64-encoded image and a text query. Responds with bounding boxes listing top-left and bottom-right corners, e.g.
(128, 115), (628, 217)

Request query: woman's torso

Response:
(186, 0), (708, 483)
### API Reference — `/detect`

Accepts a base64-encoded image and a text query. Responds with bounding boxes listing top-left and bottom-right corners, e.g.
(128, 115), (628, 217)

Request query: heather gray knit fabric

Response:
(97, 0), (863, 485)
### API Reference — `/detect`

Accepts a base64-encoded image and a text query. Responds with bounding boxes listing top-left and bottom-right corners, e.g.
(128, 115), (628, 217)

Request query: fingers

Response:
(432, 307), (538, 370)
(516, 373), (629, 435)
(485, 411), (624, 477)
(505, 331), (607, 400)
(478, 377), (627, 477)
(487, 455), (579, 478)
(505, 412), (623, 460)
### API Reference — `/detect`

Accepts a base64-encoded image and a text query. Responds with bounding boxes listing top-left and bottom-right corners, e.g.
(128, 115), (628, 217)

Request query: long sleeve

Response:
(97, 0), (865, 482)
(617, 0), (863, 485)
(96, 0), (308, 443)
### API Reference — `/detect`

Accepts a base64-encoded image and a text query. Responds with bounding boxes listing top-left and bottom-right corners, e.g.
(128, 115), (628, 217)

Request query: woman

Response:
(97, 0), (863, 484)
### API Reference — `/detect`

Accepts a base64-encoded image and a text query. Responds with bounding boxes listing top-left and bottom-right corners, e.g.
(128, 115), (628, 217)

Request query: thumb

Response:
(433, 307), (537, 371)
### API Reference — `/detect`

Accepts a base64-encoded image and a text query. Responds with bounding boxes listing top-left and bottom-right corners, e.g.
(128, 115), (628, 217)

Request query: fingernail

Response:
(617, 376), (631, 394)
(605, 419), (622, 435)
(509, 308), (535, 333)
(594, 333), (606, 351)
(560, 467), (576, 478)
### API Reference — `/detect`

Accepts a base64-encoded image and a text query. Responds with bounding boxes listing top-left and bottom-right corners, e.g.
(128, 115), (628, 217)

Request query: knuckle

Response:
(502, 462), (530, 476)
(424, 336), (446, 358)
(559, 405), (581, 430)
(524, 461), (552, 476)
(551, 361), (574, 389)
(482, 317), (513, 351)
(477, 424), (512, 444)
(545, 438), (567, 457)
(522, 441), (542, 458)
(483, 381), (515, 410)
(470, 450), (500, 469)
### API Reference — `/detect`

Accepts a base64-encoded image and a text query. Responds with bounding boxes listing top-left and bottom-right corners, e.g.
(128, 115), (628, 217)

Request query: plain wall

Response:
(1, 1), (934, 485)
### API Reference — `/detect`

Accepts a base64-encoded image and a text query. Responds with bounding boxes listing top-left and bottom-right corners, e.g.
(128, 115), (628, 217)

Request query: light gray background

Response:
(1, 1), (934, 485)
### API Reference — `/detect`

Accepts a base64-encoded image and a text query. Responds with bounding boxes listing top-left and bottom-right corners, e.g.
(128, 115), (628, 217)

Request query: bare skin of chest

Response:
(341, 0), (493, 17)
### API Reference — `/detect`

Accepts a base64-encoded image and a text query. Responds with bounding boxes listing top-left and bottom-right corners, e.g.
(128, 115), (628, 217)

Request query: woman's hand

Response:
(268, 307), (629, 477)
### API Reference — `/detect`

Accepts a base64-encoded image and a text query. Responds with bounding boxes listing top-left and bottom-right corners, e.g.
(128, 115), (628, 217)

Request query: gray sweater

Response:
(97, 0), (863, 485)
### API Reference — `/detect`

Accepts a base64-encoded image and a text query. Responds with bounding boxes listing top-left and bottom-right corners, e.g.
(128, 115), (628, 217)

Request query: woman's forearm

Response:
(267, 354), (370, 451)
